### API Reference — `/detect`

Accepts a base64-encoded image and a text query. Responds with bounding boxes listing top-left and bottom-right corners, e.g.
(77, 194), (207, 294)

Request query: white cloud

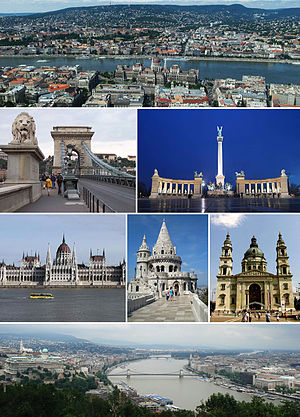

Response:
(211, 214), (245, 228)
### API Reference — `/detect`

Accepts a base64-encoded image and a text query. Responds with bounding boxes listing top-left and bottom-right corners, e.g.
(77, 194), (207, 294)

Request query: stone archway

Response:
(52, 126), (94, 175)
(173, 281), (180, 295)
(249, 283), (262, 310)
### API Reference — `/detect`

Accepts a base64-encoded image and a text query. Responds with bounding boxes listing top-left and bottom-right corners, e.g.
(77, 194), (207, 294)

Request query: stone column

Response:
(267, 183), (270, 193)
(255, 183), (258, 194)
(187, 183), (190, 194)
(150, 169), (160, 198)
(216, 133), (225, 188)
(175, 183), (178, 194)
(194, 177), (202, 197)
(0, 144), (45, 206)
(280, 173), (289, 197)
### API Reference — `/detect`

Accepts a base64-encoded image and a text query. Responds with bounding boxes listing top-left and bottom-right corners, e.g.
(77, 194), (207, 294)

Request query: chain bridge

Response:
(51, 126), (136, 212)
(109, 369), (198, 378)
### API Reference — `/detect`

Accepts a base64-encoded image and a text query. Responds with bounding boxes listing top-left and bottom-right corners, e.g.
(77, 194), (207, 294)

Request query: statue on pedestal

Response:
(9, 112), (38, 146)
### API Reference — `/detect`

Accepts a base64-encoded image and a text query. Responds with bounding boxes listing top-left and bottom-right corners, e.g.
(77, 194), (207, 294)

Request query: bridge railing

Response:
(81, 174), (136, 188)
(81, 186), (115, 213)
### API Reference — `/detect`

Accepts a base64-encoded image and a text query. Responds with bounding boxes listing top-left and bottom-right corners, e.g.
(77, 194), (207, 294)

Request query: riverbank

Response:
(0, 54), (299, 65)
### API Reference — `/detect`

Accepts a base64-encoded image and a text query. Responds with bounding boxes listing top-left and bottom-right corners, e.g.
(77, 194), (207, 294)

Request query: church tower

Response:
(136, 235), (151, 279)
(217, 233), (233, 277)
(276, 232), (294, 310)
(276, 232), (292, 277)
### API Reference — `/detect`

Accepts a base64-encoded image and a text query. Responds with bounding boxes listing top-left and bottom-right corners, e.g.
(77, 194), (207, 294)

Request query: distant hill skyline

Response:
(0, 2), (299, 16)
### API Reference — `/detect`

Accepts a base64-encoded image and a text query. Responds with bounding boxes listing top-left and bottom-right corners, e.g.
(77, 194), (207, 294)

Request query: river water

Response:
(0, 56), (299, 84)
(0, 288), (125, 322)
(109, 358), (257, 410)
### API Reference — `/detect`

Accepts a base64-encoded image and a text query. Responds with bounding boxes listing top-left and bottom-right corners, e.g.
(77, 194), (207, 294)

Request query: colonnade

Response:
(236, 172), (289, 198)
(150, 169), (203, 198)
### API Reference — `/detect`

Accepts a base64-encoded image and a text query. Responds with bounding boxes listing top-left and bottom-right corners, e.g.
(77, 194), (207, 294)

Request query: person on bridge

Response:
(51, 174), (56, 189)
(56, 173), (63, 195)
(45, 176), (52, 196)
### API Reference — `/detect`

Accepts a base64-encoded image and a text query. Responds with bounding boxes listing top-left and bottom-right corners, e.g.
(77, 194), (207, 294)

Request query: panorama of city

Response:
(0, 325), (300, 416)
(0, 3), (299, 107)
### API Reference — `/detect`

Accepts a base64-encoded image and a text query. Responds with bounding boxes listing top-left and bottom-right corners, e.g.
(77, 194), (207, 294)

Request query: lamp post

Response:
(63, 144), (80, 200)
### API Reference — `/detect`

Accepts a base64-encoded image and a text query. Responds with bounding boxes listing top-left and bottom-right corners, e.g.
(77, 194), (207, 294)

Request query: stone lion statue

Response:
(10, 112), (38, 145)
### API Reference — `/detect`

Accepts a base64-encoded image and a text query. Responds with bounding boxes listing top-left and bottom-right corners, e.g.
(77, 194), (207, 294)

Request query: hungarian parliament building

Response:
(0, 236), (125, 287)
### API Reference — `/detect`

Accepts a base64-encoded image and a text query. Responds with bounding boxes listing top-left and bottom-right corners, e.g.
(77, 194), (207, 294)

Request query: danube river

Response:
(0, 288), (125, 322)
(109, 358), (258, 410)
(139, 197), (300, 213)
(0, 56), (299, 84)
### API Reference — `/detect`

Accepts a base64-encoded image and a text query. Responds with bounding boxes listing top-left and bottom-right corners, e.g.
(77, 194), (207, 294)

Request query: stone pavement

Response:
(128, 295), (196, 322)
(211, 313), (298, 323)
(18, 188), (89, 213)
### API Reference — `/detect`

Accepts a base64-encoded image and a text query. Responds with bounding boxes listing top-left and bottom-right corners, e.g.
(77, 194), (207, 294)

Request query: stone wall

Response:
(0, 184), (39, 212)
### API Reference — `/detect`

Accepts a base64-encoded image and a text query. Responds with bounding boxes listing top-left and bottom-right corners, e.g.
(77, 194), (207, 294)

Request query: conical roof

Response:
(153, 219), (174, 254)
(138, 235), (150, 252)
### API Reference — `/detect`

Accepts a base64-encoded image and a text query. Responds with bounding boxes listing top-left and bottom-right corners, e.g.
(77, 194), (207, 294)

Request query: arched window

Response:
(161, 265), (164, 272)
(169, 265), (173, 272)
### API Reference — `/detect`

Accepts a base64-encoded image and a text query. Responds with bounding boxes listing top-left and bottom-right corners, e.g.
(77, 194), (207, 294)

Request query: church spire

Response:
(46, 243), (51, 265)
(72, 243), (77, 265)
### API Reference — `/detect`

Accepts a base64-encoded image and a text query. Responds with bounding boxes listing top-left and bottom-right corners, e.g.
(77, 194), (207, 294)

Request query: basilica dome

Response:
(244, 236), (264, 258)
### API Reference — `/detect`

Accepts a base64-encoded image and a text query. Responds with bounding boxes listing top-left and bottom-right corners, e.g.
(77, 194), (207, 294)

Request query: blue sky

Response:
(127, 214), (208, 286)
(0, 323), (299, 350)
(0, 214), (125, 266)
(210, 214), (300, 292)
(0, 1), (298, 14)
(138, 109), (300, 191)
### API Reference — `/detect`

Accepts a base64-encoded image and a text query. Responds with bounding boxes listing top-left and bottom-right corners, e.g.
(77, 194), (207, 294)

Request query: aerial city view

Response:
(0, 324), (300, 416)
(0, 1), (299, 416)
(0, 3), (298, 107)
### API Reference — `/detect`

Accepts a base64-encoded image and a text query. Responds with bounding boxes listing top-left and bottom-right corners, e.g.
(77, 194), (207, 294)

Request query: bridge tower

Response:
(179, 369), (183, 378)
(126, 369), (130, 378)
(52, 126), (94, 175)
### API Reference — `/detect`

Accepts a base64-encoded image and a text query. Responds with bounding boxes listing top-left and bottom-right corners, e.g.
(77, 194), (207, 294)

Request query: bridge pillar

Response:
(126, 369), (130, 378)
(179, 369), (183, 378)
(51, 126), (94, 175)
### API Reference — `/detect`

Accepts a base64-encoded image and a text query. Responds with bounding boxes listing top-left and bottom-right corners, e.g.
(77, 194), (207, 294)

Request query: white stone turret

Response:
(136, 235), (151, 279)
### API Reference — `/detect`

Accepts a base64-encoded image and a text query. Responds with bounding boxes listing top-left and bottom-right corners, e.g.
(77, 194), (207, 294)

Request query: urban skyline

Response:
(0, 215), (125, 266)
